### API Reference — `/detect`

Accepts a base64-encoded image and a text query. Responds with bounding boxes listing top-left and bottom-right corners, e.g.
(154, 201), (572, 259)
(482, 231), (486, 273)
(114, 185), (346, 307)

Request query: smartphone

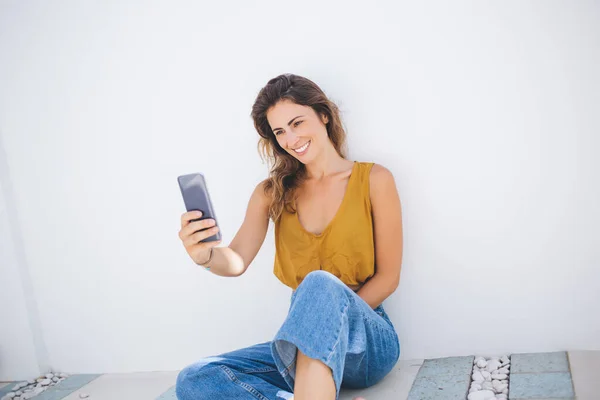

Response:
(177, 172), (222, 242)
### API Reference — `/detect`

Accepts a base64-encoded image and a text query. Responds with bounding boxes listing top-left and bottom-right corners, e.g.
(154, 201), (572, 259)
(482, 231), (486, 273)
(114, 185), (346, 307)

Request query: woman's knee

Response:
(176, 359), (224, 400)
(298, 270), (345, 292)
(293, 271), (348, 306)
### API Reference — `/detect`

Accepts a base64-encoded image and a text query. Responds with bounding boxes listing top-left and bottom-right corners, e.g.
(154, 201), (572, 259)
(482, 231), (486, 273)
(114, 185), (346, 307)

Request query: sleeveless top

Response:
(273, 161), (376, 290)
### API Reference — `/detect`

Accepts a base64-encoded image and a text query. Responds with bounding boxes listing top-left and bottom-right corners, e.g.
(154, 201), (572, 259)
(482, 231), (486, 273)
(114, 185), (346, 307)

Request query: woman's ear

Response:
(321, 113), (329, 125)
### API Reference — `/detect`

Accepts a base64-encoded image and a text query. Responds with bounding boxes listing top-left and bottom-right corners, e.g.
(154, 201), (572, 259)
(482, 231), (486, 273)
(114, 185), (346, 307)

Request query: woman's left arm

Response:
(356, 164), (403, 310)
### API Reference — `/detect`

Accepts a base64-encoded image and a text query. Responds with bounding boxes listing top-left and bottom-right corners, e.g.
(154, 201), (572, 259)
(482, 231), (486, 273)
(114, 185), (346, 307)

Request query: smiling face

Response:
(266, 99), (330, 164)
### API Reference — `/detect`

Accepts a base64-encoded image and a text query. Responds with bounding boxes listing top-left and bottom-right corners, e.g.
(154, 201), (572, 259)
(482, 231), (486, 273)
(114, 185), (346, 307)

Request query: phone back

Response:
(177, 173), (221, 242)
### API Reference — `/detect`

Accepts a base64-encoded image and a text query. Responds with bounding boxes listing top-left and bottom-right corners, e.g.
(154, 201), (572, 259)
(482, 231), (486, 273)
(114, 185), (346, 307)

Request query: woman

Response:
(176, 73), (404, 400)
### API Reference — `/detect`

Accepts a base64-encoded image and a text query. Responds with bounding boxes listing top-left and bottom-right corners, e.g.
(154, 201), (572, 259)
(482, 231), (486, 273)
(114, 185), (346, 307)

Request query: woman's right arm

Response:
(178, 179), (271, 277)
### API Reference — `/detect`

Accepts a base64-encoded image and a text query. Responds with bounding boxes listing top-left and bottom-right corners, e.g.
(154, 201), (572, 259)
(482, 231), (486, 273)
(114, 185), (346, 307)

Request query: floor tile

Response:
(0, 382), (17, 398)
(417, 356), (474, 378)
(61, 371), (179, 400)
(511, 351), (570, 373)
(509, 372), (575, 400)
(406, 356), (473, 400)
(568, 350), (600, 400)
(340, 359), (424, 400)
(33, 375), (102, 400)
(408, 374), (471, 400)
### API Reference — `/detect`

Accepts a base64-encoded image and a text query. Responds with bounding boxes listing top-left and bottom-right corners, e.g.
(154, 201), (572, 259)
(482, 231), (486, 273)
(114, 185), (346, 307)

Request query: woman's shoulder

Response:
(356, 160), (392, 178)
(355, 161), (395, 191)
(251, 178), (272, 207)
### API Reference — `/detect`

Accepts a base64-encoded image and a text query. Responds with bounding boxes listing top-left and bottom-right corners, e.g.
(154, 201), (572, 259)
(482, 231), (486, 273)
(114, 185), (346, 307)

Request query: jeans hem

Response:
(219, 365), (271, 400)
(272, 332), (345, 400)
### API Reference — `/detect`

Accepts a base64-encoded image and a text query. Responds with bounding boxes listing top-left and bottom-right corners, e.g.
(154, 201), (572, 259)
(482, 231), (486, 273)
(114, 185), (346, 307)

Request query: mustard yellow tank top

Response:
(273, 161), (375, 290)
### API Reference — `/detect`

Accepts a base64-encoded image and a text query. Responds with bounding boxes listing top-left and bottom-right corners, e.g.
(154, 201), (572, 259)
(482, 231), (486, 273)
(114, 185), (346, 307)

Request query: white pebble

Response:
(486, 359), (502, 372)
(481, 381), (493, 390)
(472, 371), (484, 382)
(0, 372), (75, 400)
(470, 355), (511, 400)
(468, 390), (496, 400)
(21, 388), (43, 400)
(79, 394), (90, 399)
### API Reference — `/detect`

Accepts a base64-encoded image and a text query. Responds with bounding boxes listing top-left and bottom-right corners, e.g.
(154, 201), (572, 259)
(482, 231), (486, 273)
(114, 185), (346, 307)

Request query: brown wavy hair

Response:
(250, 73), (349, 222)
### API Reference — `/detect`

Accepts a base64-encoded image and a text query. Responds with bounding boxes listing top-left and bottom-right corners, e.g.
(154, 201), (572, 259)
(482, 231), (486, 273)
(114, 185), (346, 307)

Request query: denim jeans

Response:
(176, 270), (400, 399)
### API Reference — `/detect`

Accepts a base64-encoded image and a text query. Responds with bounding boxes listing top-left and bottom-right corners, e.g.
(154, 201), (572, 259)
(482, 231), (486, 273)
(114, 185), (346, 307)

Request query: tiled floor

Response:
(338, 359), (423, 399)
(154, 359), (424, 400)
(510, 351), (575, 400)
(61, 372), (179, 400)
(0, 360), (423, 400)
(406, 356), (473, 399)
(0, 351), (597, 399)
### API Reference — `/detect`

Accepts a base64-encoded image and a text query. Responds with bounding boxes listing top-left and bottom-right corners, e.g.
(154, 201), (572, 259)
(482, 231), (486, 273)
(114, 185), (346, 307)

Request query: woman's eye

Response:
(274, 121), (302, 136)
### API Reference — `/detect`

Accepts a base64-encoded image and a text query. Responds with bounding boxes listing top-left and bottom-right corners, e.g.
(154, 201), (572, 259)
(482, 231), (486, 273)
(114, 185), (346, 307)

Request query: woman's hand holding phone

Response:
(179, 210), (221, 265)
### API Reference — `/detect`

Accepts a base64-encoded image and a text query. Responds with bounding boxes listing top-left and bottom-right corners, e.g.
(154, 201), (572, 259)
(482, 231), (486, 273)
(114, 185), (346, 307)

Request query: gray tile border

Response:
(511, 351), (570, 373)
(407, 356), (474, 400)
(34, 375), (102, 400)
(509, 372), (575, 399)
(508, 351), (576, 399)
(0, 383), (18, 398)
(0, 375), (102, 400)
(417, 356), (475, 378)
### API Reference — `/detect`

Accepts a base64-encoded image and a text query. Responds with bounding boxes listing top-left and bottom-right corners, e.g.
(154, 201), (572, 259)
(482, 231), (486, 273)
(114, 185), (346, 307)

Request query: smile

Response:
(292, 140), (311, 155)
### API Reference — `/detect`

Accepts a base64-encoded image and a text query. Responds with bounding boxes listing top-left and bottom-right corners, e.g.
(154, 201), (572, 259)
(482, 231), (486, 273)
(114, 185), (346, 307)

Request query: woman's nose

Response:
(286, 131), (299, 148)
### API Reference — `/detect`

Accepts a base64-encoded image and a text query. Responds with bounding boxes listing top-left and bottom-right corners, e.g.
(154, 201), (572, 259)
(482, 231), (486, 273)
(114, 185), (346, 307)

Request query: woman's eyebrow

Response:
(273, 115), (304, 131)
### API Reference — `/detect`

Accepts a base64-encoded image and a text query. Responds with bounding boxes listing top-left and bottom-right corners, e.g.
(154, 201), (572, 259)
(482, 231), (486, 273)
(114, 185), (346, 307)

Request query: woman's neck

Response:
(304, 146), (352, 181)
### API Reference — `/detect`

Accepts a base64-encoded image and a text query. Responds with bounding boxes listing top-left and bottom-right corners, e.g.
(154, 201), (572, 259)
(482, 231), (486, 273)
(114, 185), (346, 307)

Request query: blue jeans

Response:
(176, 270), (400, 399)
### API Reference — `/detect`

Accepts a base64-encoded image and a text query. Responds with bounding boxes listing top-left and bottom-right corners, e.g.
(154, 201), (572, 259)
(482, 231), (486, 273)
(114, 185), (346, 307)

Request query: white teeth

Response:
(293, 141), (310, 153)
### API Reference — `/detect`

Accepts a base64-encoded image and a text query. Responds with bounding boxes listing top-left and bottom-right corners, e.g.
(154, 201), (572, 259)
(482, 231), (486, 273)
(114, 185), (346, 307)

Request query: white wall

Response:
(0, 0), (598, 379)
(0, 131), (48, 380)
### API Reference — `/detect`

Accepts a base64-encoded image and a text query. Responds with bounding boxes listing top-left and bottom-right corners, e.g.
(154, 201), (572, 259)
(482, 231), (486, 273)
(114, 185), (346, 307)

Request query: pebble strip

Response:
(1, 372), (70, 400)
(468, 355), (511, 400)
